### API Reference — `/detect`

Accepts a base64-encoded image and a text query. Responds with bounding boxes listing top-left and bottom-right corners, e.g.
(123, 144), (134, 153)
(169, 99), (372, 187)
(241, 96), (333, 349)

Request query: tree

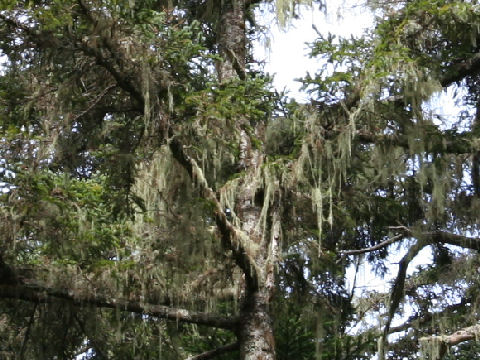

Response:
(301, 0), (480, 358)
(0, 0), (325, 358)
(3, 0), (480, 359)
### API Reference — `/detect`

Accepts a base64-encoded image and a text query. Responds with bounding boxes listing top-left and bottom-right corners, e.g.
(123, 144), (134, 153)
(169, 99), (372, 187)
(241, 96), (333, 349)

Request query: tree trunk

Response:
(234, 182), (279, 359)
(234, 147), (278, 360)
(216, 2), (277, 358)
(217, 0), (246, 82)
(239, 291), (276, 360)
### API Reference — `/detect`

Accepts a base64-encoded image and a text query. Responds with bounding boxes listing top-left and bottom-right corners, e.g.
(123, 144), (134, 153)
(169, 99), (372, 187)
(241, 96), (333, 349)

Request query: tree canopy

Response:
(2, 0), (480, 359)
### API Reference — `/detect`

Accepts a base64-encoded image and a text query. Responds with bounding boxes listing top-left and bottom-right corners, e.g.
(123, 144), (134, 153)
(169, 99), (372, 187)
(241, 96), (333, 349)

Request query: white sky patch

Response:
(255, 0), (374, 100)
(424, 84), (475, 131)
(345, 244), (434, 297)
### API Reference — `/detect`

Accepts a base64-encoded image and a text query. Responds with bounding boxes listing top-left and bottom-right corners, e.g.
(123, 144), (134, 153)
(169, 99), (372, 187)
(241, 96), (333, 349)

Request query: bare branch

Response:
(72, 84), (116, 122)
(357, 227), (480, 253)
(341, 234), (405, 256)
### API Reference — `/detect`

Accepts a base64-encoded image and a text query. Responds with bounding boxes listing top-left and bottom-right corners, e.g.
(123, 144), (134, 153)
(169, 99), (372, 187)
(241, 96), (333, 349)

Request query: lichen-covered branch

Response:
(423, 231), (480, 251)
(355, 130), (475, 155)
(0, 283), (238, 330)
(420, 325), (480, 360)
(169, 138), (258, 288)
(389, 298), (469, 334)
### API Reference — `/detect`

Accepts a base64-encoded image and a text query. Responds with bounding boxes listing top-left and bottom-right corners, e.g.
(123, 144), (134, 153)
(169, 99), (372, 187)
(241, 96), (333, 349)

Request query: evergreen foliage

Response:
(2, 0), (480, 359)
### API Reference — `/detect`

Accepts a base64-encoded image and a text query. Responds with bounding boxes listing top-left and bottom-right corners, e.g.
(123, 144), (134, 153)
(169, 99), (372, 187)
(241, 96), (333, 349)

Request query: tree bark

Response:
(238, 290), (276, 359)
(216, 2), (277, 358)
(217, 0), (246, 82)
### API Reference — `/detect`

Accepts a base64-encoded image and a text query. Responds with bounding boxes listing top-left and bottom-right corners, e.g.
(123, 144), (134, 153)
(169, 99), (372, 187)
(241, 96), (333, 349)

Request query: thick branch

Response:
(0, 283), (238, 330)
(169, 139), (258, 288)
(423, 230), (480, 251)
(420, 324), (480, 360)
(76, 41), (144, 107)
(187, 342), (240, 360)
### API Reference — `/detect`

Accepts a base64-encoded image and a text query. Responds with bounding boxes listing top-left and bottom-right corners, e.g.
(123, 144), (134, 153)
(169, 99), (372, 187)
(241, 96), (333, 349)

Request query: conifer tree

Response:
(3, 0), (480, 359)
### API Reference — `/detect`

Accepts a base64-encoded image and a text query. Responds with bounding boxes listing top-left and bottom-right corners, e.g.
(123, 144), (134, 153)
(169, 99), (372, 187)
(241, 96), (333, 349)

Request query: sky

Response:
(254, 0), (471, 122)
(254, 0), (374, 100)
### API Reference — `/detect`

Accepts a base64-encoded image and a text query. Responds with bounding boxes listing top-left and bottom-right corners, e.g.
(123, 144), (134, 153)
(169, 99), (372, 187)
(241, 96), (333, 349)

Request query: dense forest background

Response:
(2, 0), (480, 359)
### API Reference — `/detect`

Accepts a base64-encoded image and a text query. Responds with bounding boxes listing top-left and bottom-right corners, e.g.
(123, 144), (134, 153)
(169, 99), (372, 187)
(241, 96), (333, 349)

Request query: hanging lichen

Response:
(274, 0), (314, 27)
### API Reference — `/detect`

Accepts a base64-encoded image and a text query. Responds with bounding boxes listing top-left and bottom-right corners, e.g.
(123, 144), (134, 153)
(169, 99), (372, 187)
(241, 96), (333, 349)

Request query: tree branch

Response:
(440, 53), (480, 87)
(72, 83), (117, 122)
(74, 0), (145, 106)
(389, 298), (469, 334)
(75, 40), (144, 107)
(169, 139), (258, 289)
(187, 342), (240, 360)
(354, 130), (475, 155)
(366, 227), (480, 252)
(423, 230), (480, 251)
(420, 324), (480, 360)
(0, 283), (238, 330)
(378, 239), (429, 360)
(341, 234), (406, 256)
